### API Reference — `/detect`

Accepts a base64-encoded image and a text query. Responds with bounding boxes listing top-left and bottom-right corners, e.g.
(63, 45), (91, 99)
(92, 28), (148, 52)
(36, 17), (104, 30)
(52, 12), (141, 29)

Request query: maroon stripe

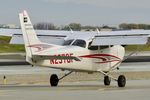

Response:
(95, 60), (120, 64)
(80, 55), (107, 61)
(80, 54), (121, 60)
(80, 54), (121, 64)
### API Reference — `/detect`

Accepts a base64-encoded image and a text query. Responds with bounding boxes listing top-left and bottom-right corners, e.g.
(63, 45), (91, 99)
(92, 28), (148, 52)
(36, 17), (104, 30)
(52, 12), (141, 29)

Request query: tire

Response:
(50, 74), (59, 87)
(104, 76), (111, 86)
(118, 75), (126, 87)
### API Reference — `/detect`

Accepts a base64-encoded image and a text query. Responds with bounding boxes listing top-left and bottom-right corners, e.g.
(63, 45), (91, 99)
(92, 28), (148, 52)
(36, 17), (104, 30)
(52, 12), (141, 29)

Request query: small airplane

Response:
(6, 10), (150, 87)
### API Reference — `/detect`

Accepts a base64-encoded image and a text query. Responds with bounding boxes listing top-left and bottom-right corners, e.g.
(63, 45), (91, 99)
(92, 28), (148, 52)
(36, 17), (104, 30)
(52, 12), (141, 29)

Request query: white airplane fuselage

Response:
(32, 45), (125, 72)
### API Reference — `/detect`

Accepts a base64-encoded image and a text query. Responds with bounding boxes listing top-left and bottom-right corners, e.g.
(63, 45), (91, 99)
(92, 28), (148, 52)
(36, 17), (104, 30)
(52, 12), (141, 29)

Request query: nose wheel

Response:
(117, 75), (126, 87)
(104, 76), (111, 86)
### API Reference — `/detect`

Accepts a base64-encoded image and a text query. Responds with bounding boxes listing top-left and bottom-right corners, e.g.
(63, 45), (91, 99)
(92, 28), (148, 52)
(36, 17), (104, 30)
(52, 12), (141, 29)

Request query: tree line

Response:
(33, 22), (150, 30)
(119, 23), (150, 30)
(33, 22), (82, 31)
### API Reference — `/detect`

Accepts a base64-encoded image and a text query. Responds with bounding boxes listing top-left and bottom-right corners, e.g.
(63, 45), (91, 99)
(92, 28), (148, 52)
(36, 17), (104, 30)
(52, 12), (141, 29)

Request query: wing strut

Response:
(59, 71), (74, 81)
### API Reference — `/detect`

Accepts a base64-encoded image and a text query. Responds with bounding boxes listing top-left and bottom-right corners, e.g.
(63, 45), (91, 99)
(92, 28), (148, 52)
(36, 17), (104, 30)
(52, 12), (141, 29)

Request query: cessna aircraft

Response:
(1, 10), (150, 87)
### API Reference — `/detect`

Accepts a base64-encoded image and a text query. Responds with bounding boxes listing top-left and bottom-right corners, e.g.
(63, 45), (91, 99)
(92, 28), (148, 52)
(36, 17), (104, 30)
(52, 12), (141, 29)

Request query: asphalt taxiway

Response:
(0, 80), (150, 100)
(0, 57), (150, 100)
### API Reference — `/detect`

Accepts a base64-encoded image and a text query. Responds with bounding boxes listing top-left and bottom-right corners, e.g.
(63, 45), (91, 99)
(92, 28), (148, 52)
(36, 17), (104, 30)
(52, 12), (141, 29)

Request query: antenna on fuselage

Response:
(69, 26), (73, 34)
(96, 28), (100, 34)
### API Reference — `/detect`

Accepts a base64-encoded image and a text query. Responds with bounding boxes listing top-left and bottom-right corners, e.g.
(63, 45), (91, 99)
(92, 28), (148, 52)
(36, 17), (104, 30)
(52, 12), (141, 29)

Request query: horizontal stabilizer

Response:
(10, 34), (65, 45)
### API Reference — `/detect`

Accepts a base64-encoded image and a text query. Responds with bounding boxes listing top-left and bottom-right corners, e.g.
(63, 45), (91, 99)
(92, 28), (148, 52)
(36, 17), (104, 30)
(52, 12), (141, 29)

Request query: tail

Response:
(19, 10), (54, 63)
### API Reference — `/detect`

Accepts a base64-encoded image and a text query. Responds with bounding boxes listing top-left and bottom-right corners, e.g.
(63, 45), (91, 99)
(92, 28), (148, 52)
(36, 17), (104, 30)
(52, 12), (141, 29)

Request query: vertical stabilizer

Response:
(19, 10), (42, 63)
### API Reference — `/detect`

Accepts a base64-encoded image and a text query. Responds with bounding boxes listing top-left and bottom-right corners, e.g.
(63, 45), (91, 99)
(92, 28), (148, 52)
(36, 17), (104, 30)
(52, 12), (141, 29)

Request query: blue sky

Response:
(0, 0), (150, 26)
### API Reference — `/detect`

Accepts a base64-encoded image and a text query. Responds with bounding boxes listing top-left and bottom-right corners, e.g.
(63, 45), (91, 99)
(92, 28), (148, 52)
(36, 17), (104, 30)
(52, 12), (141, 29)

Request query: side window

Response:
(100, 46), (109, 50)
(88, 42), (98, 50)
(88, 46), (98, 50)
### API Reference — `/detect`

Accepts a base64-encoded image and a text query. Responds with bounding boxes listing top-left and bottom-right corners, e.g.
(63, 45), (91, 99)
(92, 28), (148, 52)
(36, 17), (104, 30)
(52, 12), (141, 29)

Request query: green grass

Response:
(0, 36), (25, 53)
(0, 36), (11, 44)
(0, 44), (25, 53)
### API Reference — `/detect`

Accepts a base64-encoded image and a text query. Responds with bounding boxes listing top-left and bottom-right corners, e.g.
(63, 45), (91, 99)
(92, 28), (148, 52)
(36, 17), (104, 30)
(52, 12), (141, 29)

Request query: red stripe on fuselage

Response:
(80, 54), (121, 64)
(80, 55), (107, 61)
(80, 54), (121, 59)
(95, 60), (120, 64)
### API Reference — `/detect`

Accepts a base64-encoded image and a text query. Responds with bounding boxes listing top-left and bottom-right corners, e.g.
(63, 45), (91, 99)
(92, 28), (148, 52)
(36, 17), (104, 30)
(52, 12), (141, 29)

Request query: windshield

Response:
(63, 39), (74, 45)
(72, 39), (86, 48)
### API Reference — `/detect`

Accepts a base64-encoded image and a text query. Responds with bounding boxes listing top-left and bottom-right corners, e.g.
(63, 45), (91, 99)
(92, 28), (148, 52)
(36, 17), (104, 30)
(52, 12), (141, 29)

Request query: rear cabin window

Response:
(63, 39), (74, 45)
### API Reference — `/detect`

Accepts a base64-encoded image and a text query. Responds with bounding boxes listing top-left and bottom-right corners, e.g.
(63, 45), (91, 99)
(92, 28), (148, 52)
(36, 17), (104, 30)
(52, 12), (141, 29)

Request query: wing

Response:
(91, 30), (150, 46)
(0, 28), (72, 45)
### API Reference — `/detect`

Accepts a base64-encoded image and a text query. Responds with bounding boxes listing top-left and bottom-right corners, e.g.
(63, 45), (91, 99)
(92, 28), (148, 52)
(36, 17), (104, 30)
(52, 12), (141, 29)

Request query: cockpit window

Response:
(63, 39), (74, 45)
(72, 39), (86, 48)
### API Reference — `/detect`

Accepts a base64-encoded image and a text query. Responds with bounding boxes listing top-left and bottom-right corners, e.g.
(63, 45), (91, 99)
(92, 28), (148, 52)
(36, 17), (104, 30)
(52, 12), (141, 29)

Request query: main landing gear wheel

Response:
(50, 74), (59, 87)
(104, 76), (111, 86)
(117, 75), (126, 87)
